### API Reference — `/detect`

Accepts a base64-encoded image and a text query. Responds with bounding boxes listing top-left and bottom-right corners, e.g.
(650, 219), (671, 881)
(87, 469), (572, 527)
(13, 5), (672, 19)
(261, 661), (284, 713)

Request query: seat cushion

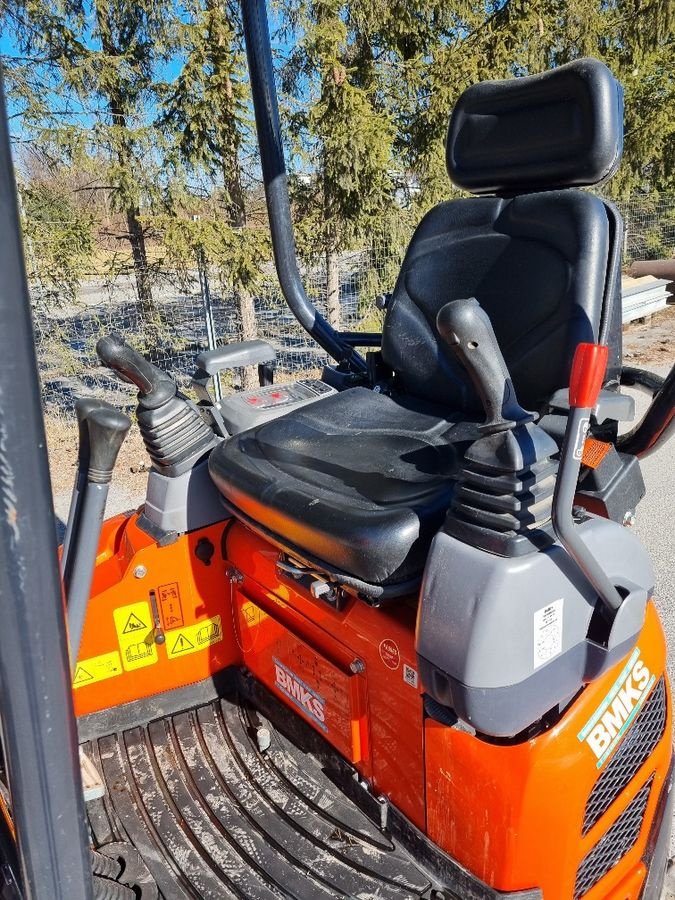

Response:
(209, 388), (477, 585)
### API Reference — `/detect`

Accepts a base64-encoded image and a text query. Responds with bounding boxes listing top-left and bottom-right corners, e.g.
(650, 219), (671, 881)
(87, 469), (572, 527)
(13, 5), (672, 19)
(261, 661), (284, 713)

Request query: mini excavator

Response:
(0, 3), (674, 898)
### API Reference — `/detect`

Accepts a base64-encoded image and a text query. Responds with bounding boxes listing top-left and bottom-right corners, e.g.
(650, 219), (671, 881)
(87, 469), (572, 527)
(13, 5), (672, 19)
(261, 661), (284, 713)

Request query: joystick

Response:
(436, 298), (559, 555)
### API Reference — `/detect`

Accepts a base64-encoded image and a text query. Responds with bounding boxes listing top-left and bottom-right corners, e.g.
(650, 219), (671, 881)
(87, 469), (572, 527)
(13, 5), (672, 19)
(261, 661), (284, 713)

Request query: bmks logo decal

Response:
(578, 647), (655, 768)
(273, 658), (327, 731)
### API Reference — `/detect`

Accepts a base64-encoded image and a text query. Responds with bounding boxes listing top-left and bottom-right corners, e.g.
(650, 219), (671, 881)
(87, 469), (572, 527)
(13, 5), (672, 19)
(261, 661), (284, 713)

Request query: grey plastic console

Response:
(142, 457), (230, 537)
(417, 513), (654, 737)
(549, 387), (635, 424)
(217, 379), (337, 434)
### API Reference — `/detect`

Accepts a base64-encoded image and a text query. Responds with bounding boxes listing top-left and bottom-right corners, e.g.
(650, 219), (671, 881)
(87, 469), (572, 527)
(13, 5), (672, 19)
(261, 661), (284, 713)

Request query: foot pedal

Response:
(80, 748), (105, 802)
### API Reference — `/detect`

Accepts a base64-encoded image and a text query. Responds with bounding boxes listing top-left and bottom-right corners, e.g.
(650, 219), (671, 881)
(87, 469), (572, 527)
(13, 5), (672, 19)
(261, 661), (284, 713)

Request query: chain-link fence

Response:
(621, 195), (675, 264)
(31, 246), (393, 417)
(30, 194), (675, 419)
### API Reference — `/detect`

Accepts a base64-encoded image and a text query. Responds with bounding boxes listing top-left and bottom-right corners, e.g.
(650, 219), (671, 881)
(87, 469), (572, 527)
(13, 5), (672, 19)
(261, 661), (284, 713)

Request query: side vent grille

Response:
(584, 677), (666, 835)
(575, 778), (652, 900)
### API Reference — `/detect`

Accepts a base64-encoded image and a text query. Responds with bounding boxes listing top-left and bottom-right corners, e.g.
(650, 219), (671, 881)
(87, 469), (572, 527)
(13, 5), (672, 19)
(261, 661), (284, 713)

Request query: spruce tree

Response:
(2, 0), (175, 314)
(283, 0), (397, 328)
(161, 0), (268, 388)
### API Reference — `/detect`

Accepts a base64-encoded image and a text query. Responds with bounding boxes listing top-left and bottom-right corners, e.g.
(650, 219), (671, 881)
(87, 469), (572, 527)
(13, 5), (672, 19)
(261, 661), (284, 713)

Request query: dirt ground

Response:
(46, 413), (149, 504)
(623, 303), (675, 365)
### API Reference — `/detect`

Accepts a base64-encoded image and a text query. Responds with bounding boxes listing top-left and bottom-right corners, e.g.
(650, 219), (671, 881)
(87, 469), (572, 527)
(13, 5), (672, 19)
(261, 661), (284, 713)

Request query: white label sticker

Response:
(403, 663), (418, 689)
(533, 599), (563, 669)
(573, 416), (590, 461)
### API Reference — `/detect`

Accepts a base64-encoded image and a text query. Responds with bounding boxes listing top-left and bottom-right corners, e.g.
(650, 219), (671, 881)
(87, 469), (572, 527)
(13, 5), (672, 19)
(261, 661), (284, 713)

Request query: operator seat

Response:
(209, 58), (624, 592)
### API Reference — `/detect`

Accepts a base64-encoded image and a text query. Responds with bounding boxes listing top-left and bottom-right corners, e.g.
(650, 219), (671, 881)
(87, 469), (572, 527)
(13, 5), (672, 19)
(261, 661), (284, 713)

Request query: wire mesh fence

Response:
(31, 246), (391, 418)
(621, 195), (675, 263)
(29, 193), (675, 419)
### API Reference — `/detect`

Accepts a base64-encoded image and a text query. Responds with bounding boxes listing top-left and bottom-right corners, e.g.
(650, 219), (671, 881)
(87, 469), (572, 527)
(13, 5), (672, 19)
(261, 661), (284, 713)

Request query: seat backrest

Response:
(381, 58), (624, 414)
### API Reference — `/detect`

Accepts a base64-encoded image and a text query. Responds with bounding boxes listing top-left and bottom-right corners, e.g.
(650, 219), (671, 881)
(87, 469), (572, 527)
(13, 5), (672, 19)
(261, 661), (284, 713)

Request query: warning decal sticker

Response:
(157, 582), (184, 630)
(122, 612), (146, 634)
(113, 601), (158, 671)
(72, 651), (123, 689)
(165, 615), (223, 661)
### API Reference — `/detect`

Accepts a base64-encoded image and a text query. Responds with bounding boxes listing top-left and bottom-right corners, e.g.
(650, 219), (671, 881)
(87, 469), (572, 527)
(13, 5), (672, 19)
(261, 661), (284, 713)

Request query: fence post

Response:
(196, 244), (222, 403)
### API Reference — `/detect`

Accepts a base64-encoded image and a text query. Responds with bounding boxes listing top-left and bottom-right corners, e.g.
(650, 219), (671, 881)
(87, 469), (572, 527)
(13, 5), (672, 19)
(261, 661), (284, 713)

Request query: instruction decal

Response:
(533, 599), (563, 669)
(157, 582), (184, 630)
(113, 601), (158, 671)
(165, 615), (223, 661)
(72, 651), (123, 688)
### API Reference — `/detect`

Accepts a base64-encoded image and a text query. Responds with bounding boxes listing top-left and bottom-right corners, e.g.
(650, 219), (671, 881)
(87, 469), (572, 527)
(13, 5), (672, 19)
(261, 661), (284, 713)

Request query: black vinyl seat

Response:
(210, 388), (479, 584)
(209, 58), (625, 590)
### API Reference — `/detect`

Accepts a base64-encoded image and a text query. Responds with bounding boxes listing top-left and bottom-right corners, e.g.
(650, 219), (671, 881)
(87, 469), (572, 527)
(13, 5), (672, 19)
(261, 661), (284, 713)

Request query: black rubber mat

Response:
(84, 688), (434, 899)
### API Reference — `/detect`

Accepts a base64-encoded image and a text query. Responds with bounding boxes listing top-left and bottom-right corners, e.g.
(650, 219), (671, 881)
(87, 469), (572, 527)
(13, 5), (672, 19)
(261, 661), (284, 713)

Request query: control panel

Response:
(218, 379), (337, 434)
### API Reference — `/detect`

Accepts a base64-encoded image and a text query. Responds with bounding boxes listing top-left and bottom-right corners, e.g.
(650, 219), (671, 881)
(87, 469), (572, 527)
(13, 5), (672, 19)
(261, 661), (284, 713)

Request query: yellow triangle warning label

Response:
(73, 666), (94, 685)
(122, 612), (147, 634)
(171, 633), (195, 655)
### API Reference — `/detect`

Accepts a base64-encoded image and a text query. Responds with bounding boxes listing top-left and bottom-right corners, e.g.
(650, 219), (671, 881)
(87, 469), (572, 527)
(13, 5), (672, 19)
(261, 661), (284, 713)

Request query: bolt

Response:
(134, 565), (147, 579)
(350, 659), (365, 674)
(227, 567), (244, 583)
(623, 510), (637, 528)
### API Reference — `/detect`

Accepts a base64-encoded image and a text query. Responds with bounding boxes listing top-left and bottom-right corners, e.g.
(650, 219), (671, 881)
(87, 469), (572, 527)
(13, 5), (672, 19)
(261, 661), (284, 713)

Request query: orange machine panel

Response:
(72, 514), (240, 716)
(235, 590), (368, 763)
(226, 522), (428, 830)
(425, 601), (672, 900)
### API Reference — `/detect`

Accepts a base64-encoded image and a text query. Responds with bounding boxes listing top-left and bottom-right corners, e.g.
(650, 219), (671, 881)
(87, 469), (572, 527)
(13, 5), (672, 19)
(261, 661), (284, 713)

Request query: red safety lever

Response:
(569, 343), (608, 409)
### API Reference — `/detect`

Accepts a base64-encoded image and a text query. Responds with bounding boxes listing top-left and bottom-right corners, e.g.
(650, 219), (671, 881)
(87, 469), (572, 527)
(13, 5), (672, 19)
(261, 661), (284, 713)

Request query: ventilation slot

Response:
(575, 778), (652, 900)
(584, 678), (666, 835)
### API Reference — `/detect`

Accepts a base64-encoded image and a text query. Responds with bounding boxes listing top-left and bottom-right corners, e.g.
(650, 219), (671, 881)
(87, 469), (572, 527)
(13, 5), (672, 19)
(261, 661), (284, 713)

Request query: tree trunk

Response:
(96, 7), (155, 321)
(326, 247), (341, 329)
(125, 205), (154, 317)
(238, 288), (258, 390)
(222, 147), (258, 389)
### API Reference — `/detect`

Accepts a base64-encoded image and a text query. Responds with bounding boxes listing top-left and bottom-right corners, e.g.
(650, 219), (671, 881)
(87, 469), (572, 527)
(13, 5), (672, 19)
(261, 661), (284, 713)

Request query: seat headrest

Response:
(446, 58), (623, 196)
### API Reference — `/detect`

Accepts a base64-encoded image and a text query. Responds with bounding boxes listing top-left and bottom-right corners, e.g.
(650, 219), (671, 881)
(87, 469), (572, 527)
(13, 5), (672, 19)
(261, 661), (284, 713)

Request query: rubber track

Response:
(84, 694), (433, 899)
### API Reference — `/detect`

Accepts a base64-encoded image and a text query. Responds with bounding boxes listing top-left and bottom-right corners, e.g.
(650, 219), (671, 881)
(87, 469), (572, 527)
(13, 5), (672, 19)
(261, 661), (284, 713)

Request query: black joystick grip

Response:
(86, 407), (131, 484)
(437, 297), (534, 432)
(97, 333), (176, 410)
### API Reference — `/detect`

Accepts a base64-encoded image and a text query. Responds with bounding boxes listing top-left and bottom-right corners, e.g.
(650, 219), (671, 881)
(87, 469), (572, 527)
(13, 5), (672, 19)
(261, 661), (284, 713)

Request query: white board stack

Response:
(621, 275), (671, 324)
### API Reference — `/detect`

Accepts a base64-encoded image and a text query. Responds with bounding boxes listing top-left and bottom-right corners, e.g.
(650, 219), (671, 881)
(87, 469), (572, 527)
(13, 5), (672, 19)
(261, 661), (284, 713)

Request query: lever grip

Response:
(97, 333), (176, 410)
(86, 406), (131, 484)
(74, 397), (118, 469)
(437, 297), (534, 432)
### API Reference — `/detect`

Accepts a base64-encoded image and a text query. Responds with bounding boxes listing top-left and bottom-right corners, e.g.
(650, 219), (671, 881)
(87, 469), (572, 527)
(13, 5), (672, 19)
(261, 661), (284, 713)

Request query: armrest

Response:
(195, 340), (276, 375)
(549, 387), (635, 424)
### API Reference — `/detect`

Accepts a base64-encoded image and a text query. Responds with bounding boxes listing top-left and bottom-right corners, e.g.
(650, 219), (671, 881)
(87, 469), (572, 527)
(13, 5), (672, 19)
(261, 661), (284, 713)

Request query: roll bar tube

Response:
(619, 363), (675, 458)
(0, 73), (93, 899)
(241, 0), (368, 375)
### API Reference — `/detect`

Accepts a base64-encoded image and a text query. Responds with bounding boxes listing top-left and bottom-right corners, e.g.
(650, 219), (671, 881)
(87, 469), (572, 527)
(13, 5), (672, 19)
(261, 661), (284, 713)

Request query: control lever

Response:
(552, 343), (624, 614)
(437, 297), (534, 432)
(96, 333), (176, 410)
(65, 400), (131, 667)
(61, 397), (111, 584)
